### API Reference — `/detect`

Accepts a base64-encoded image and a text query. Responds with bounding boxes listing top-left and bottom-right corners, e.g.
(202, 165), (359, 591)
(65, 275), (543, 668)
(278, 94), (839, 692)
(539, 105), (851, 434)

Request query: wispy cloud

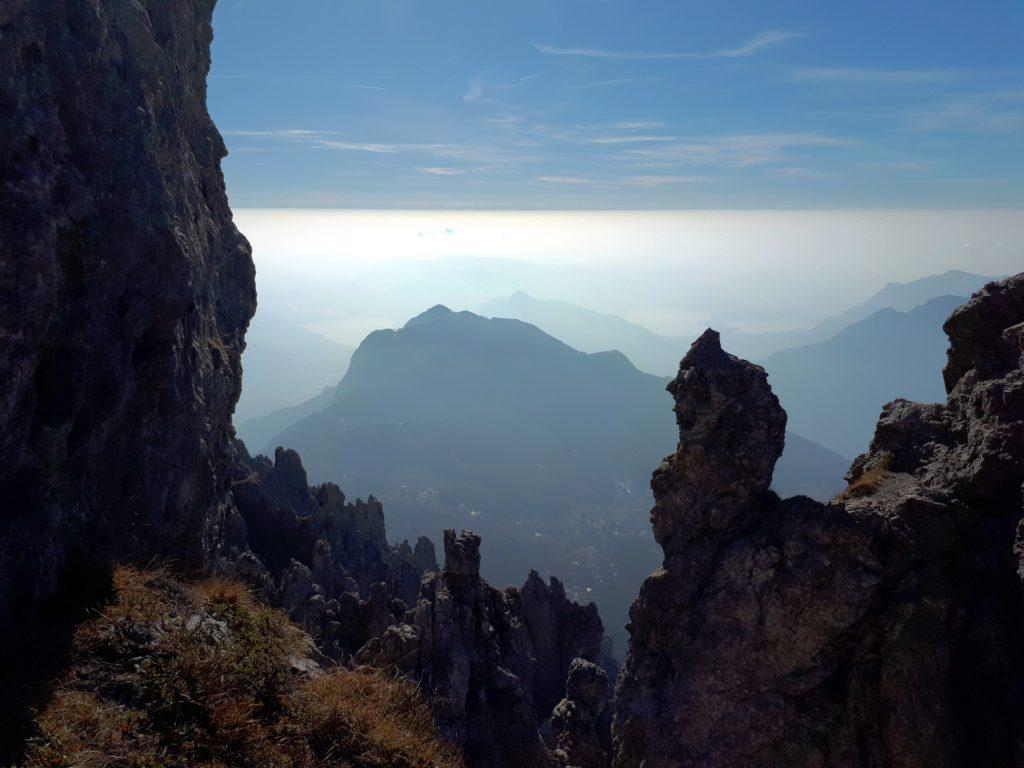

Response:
(316, 140), (407, 154)
(536, 174), (712, 187)
(536, 176), (601, 185)
(618, 132), (853, 167)
(418, 167), (467, 175)
(810, 90), (1024, 133)
(222, 129), (337, 138)
(586, 135), (678, 144)
(220, 130), (541, 165)
(574, 121), (668, 131)
(464, 74), (541, 102)
(570, 77), (665, 89)
(786, 67), (960, 85)
(771, 166), (845, 179)
(416, 166), (494, 175)
(905, 97), (1024, 132)
(526, 122), (675, 145)
(211, 75), (384, 90)
(534, 30), (800, 60)
(624, 175), (714, 187)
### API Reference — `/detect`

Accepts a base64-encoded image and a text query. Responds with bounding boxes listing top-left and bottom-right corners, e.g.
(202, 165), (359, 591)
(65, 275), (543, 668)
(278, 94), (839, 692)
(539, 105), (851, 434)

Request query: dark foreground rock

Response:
(0, 0), (254, 750)
(0, 3), (615, 764)
(613, 274), (1024, 768)
(226, 442), (437, 656)
(361, 529), (611, 768)
(542, 658), (612, 768)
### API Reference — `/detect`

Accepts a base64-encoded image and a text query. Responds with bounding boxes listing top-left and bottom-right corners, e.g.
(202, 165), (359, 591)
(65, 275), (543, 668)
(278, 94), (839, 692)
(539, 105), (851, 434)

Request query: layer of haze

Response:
(239, 208), (1023, 345)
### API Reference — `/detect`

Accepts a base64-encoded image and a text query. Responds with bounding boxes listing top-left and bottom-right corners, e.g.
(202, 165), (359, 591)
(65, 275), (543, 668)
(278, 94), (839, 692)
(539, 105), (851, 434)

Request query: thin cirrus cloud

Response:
(464, 74), (541, 102)
(786, 67), (961, 85)
(221, 130), (416, 154)
(536, 176), (600, 185)
(574, 121), (668, 131)
(537, 175), (713, 187)
(584, 134), (679, 144)
(534, 30), (800, 60)
(211, 74), (384, 90)
(616, 132), (854, 167)
(569, 77), (665, 89)
(224, 128), (547, 167)
(417, 166), (495, 176)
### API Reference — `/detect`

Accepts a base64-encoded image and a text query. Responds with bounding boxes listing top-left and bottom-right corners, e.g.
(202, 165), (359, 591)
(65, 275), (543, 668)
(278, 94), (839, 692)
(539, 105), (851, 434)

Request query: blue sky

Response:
(209, 0), (1024, 208)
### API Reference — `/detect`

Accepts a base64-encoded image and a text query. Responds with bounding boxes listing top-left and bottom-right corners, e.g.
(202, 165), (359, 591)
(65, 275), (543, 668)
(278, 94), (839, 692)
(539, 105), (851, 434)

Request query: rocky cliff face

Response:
(613, 274), (1024, 768)
(0, 0), (254, 746)
(0, 4), (613, 763)
(361, 529), (610, 768)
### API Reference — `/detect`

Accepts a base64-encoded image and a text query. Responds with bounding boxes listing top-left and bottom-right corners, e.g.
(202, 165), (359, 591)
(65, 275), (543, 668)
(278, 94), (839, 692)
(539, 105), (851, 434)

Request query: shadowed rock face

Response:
(651, 328), (787, 558)
(542, 658), (611, 768)
(226, 442), (436, 657)
(0, 0), (254, 747)
(360, 529), (609, 768)
(613, 274), (1024, 768)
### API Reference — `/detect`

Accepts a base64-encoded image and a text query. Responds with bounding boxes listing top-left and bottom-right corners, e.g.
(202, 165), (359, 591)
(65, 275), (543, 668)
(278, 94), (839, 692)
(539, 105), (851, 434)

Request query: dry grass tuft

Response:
(24, 567), (463, 768)
(290, 668), (465, 768)
(837, 454), (895, 501)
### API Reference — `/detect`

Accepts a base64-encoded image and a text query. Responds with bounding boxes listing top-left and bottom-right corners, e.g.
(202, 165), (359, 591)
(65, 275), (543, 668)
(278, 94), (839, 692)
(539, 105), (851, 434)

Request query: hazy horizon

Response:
(237, 207), (1022, 346)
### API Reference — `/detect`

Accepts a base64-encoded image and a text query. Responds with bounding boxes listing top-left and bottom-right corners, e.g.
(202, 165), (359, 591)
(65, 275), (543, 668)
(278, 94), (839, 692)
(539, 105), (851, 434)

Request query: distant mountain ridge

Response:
(481, 292), (687, 376)
(481, 271), (995, 377)
(724, 269), (995, 361)
(261, 305), (847, 507)
(763, 294), (964, 458)
(259, 305), (853, 655)
(269, 305), (674, 512)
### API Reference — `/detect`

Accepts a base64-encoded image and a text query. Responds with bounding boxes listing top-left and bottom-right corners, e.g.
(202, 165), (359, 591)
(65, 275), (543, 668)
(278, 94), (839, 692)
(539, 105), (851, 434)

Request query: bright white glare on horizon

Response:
(237, 208), (1022, 340)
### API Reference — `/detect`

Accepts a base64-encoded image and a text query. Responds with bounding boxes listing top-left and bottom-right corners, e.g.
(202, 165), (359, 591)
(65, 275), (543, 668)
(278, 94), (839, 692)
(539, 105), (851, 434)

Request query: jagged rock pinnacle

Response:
(652, 327), (786, 554)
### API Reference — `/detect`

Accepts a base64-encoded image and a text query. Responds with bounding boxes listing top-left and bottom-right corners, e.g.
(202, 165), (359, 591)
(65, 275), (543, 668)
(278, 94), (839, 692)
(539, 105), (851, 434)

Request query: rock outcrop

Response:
(613, 274), (1024, 768)
(542, 658), (612, 768)
(362, 529), (609, 768)
(0, 0), (254, 750)
(225, 443), (437, 656)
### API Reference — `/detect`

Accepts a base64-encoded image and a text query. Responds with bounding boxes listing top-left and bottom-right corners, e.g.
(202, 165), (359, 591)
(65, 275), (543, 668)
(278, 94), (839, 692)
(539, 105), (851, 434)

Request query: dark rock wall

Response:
(0, 0), (254, 749)
(361, 529), (609, 768)
(0, 4), (609, 764)
(613, 274), (1024, 768)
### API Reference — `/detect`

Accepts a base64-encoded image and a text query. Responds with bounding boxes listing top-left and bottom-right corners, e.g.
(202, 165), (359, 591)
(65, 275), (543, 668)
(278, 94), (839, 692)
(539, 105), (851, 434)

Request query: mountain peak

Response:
(404, 304), (455, 328)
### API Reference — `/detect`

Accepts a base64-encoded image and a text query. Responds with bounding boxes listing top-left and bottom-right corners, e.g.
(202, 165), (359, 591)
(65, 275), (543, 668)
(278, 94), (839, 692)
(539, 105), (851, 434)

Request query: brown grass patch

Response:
(24, 567), (462, 768)
(290, 669), (464, 768)
(837, 454), (895, 501)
